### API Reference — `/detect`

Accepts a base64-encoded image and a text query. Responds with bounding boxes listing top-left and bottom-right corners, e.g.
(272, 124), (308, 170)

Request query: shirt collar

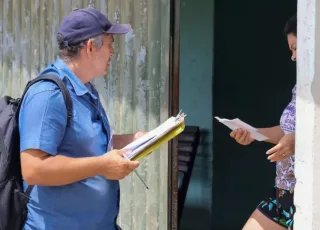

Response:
(53, 58), (89, 97)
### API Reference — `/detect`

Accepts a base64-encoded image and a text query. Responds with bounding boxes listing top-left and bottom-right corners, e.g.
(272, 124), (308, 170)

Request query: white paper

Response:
(215, 116), (268, 141)
(123, 113), (185, 160)
(122, 131), (157, 151)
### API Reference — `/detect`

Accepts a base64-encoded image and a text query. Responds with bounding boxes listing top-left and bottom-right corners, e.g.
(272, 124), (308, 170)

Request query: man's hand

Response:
(266, 133), (295, 162)
(100, 149), (139, 180)
(230, 129), (255, 145)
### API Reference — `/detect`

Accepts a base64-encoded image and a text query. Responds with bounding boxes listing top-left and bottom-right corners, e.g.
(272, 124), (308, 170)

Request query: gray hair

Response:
(57, 34), (104, 63)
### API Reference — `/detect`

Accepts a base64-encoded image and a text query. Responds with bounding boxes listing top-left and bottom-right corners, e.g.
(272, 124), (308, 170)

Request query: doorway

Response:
(212, 0), (297, 229)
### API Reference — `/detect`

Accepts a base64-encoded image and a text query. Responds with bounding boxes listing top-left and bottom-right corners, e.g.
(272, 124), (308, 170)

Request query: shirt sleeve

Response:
(19, 86), (68, 155)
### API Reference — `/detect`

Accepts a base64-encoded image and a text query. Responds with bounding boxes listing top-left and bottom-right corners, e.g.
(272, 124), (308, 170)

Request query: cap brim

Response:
(106, 24), (132, 34)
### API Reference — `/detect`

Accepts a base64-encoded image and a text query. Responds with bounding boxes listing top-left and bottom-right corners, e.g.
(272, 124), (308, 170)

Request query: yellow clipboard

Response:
(131, 119), (186, 161)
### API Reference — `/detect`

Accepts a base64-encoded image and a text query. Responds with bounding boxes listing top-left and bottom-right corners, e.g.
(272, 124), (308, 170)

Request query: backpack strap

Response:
(25, 185), (34, 198)
(18, 74), (73, 197)
(17, 74), (73, 126)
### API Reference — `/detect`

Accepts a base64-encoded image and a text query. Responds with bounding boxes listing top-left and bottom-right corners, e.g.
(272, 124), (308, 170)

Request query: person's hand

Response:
(100, 149), (139, 180)
(133, 131), (148, 140)
(266, 133), (295, 162)
(230, 128), (255, 145)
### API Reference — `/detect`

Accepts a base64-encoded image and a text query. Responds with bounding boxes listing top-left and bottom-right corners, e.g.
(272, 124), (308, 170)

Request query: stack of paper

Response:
(215, 116), (268, 141)
(123, 111), (186, 161)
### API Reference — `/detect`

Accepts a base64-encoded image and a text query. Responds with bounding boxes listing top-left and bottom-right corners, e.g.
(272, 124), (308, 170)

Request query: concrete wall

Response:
(295, 1), (320, 228)
(179, 0), (214, 229)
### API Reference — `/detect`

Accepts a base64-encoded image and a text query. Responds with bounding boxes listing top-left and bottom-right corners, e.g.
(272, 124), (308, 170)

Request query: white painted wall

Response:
(295, 1), (320, 228)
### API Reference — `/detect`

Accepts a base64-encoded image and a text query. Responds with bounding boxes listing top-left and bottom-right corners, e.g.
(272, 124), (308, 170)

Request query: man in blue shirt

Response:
(19, 8), (143, 230)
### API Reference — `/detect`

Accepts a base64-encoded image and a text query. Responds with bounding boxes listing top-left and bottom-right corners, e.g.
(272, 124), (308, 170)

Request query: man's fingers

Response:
(126, 160), (140, 170)
(116, 149), (132, 159)
(116, 149), (127, 156)
(115, 149), (139, 170)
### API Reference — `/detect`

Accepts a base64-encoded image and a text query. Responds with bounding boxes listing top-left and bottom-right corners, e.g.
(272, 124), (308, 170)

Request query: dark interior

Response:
(212, 1), (297, 229)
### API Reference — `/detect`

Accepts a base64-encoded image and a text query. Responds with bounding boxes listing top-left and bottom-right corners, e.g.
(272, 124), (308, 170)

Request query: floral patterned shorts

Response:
(257, 187), (295, 230)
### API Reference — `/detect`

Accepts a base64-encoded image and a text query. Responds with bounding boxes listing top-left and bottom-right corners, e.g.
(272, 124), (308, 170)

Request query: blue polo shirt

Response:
(19, 58), (120, 230)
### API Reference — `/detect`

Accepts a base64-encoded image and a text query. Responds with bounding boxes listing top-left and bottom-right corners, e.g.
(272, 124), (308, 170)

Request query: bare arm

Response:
(258, 125), (285, 144)
(231, 125), (284, 145)
(21, 149), (105, 186)
(21, 148), (138, 186)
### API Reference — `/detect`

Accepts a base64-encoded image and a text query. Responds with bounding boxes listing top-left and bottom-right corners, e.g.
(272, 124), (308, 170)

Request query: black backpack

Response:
(0, 74), (73, 230)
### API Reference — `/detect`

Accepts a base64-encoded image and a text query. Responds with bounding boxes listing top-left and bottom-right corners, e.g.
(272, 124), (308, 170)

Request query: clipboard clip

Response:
(175, 109), (186, 122)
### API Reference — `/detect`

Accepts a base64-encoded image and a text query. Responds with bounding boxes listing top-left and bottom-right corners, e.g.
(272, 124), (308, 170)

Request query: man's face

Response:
(86, 34), (114, 76)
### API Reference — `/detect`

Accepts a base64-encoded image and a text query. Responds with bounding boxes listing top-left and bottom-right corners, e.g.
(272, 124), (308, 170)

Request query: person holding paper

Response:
(18, 8), (143, 230)
(230, 15), (297, 230)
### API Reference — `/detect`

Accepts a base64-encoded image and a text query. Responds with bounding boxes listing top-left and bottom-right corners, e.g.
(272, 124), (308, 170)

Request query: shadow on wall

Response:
(198, 129), (210, 156)
(179, 128), (212, 230)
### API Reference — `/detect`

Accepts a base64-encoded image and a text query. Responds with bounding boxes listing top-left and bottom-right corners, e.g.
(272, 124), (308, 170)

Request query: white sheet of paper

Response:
(215, 116), (269, 141)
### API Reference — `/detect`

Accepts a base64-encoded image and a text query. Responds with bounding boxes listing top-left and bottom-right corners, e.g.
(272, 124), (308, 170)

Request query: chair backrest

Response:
(177, 125), (200, 225)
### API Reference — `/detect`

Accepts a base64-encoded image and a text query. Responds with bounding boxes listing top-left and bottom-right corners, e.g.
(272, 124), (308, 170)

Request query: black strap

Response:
(19, 74), (73, 197)
(25, 185), (34, 197)
(17, 74), (73, 126)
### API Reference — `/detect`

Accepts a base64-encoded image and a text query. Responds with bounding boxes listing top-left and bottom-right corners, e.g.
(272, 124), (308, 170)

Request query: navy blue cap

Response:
(58, 8), (132, 47)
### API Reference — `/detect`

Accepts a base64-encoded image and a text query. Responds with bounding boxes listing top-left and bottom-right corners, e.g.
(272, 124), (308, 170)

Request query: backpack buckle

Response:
(9, 98), (21, 105)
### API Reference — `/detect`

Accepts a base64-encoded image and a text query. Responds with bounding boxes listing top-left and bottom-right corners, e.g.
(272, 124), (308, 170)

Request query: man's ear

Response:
(86, 39), (95, 55)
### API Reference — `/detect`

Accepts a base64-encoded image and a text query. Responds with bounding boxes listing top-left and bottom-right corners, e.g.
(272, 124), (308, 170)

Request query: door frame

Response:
(168, 0), (181, 229)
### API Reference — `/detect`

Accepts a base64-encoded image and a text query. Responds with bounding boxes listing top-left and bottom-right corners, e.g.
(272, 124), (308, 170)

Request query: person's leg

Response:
(243, 187), (295, 230)
(242, 209), (287, 230)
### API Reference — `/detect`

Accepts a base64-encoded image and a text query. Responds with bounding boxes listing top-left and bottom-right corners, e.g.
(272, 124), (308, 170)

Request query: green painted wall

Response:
(179, 0), (214, 229)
